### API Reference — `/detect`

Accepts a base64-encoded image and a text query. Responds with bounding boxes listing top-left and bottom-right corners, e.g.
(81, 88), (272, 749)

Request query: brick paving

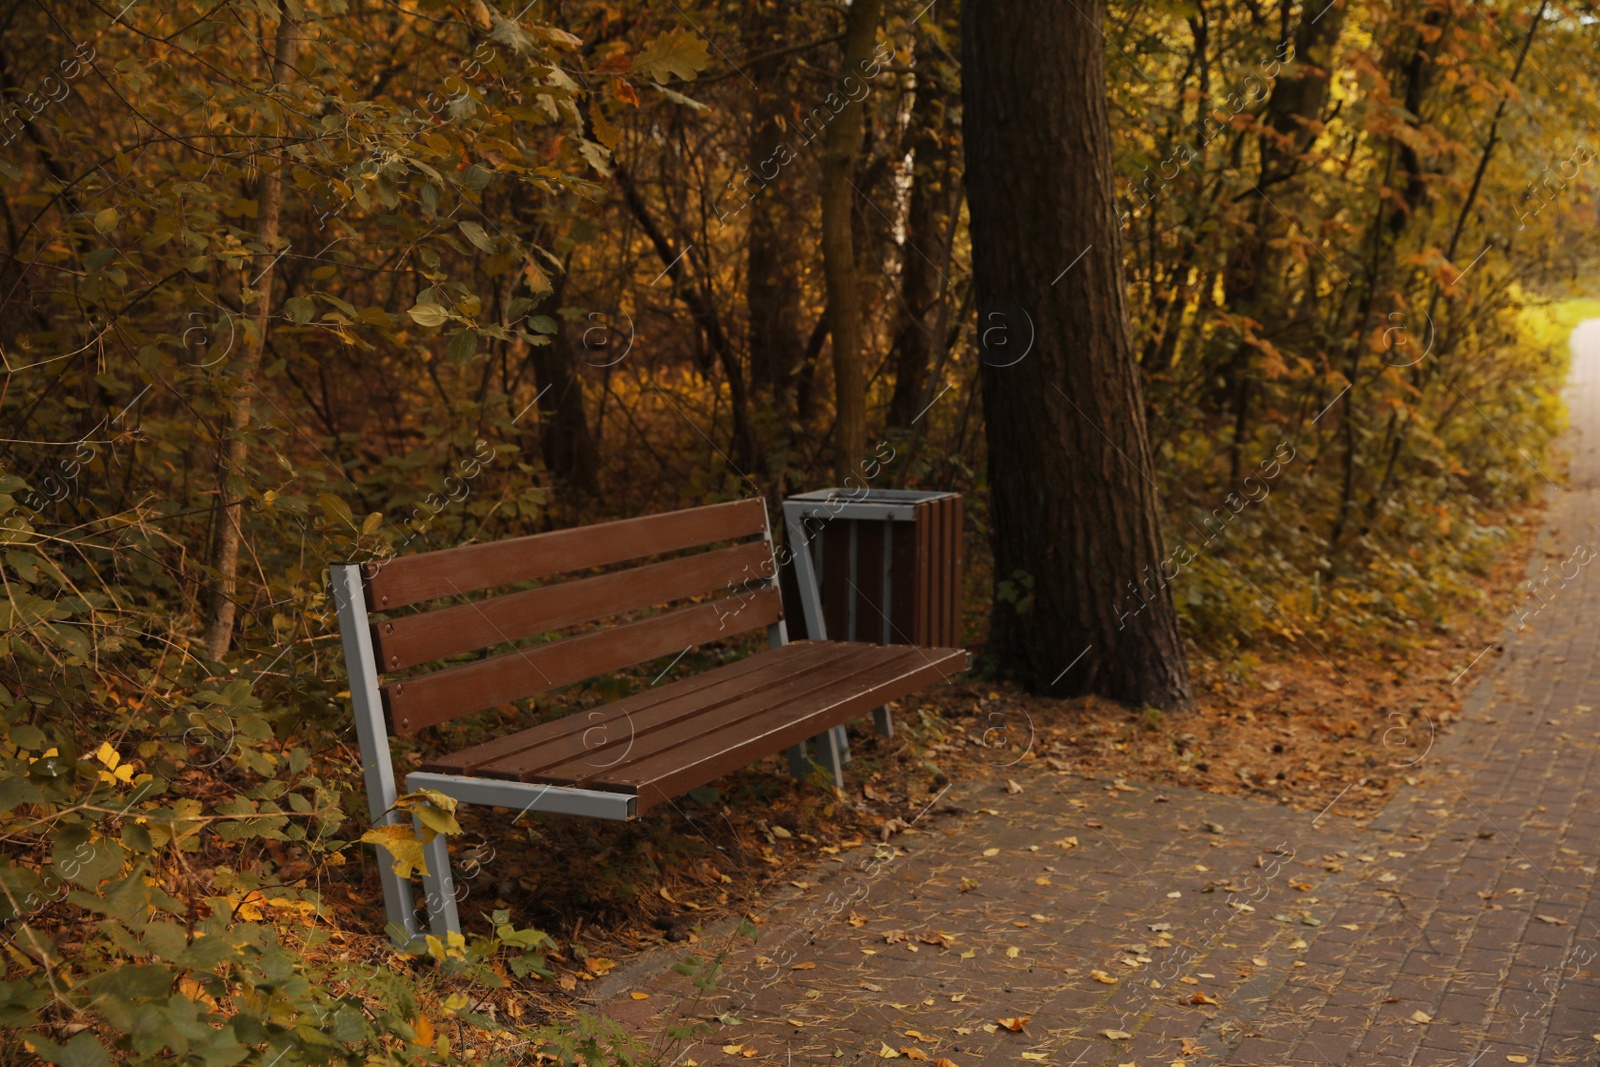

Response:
(588, 334), (1600, 1066)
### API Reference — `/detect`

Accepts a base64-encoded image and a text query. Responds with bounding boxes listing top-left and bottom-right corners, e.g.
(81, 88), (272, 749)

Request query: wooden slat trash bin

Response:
(781, 489), (963, 646)
(779, 489), (963, 761)
(330, 497), (968, 941)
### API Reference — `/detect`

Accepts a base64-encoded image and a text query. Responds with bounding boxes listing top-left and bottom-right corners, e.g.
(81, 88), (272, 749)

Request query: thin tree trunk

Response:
(963, 0), (1192, 710)
(886, 40), (959, 430)
(820, 0), (884, 482)
(202, 4), (297, 660)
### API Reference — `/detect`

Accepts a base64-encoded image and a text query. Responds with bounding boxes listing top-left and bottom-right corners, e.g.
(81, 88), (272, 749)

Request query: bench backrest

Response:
(349, 498), (784, 736)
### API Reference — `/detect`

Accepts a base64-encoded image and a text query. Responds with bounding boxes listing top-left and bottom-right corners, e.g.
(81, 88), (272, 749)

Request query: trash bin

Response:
(780, 489), (963, 647)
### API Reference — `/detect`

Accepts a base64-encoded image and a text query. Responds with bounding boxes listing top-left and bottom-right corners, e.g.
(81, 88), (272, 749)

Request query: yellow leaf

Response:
(414, 1015), (434, 1045)
(1409, 1011), (1432, 1024)
(393, 789), (461, 840)
(231, 891), (267, 922)
(95, 742), (120, 769)
(932, 1060), (961, 1067)
(901, 1049), (928, 1061)
(1057, 836), (1079, 849)
(589, 957), (617, 975)
(878, 1043), (902, 1059)
(996, 1016), (1029, 1032)
(1090, 969), (1118, 984)
(1101, 1030), (1133, 1040)
(792, 961), (817, 969)
(634, 28), (712, 84)
(1506, 1057), (1529, 1064)
(721, 1045), (744, 1055)
(1005, 946), (1020, 958)
(360, 823), (430, 878)
(629, 992), (650, 1000)
(982, 848), (1000, 857)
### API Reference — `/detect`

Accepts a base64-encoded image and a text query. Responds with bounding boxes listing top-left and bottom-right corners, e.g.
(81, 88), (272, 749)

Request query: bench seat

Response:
(421, 639), (968, 810)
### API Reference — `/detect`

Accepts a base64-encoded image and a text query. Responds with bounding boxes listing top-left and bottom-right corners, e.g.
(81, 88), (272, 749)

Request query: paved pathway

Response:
(590, 326), (1600, 1066)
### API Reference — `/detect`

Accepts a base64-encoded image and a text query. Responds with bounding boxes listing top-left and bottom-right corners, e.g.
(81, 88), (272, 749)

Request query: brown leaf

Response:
(1004, 779), (1024, 795)
(884, 930), (911, 944)
(996, 1016), (1030, 1032)
(919, 931), (956, 947)
(1100, 1029), (1133, 1040)
(1188, 991), (1221, 1005)
(1536, 915), (1569, 925)
(901, 1049), (929, 1061)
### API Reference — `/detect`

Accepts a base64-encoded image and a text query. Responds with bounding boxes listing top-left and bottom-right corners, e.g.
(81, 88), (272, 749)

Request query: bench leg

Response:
(832, 724), (853, 765)
(417, 816), (461, 939)
(786, 740), (810, 779)
(872, 704), (894, 739)
(376, 849), (421, 945)
(812, 728), (846, 790)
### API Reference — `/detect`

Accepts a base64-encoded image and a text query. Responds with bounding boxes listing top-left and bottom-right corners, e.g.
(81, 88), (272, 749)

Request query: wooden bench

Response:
(330, 498), (967, 940)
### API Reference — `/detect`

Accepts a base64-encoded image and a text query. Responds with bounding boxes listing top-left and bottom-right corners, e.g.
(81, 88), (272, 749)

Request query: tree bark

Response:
(202, 4), (297, 660)
(819, 0), (884, 482)
(962, 0), (1192, 710)
(886, 37), (960, 430)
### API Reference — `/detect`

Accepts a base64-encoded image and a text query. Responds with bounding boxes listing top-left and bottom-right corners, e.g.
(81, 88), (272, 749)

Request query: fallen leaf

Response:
(901, 1049), (929, 1061)
(1180, 1037), (1205, 1055)
(629, 991), (650, 1000)
(1188, 991), (1220, 1005)
(1410, 1011), (1432, 1024)
(1020, 1055), (1048, 1063)
(792, 961), (817, 970)
(885, 930), (911, 944)
(997, 1016), (1030, 1032)
(1005, 779), (1023, 795)
(1203, 822), (1225, 834)
(785, 1018), (806, 1027)
(1090, 969), (1118, 984)
(589, 957), (616, 975)
(983, 848), (1000, 857)
(770, 825), (792, 839)
(1179, 976), (1200, 985)
(1100, 1029), (1133, 1040)
(932, 1060), (961, 1067)
(878, 1044), (901, 1060)
(1251, 957), (1269, 967)
(1506, 1057), (1529, 1064)
(920, 931), (957, 947)
(1057, 836), (1080, 849)
(1536, 915), (1569, 925)
(1005, 946), (1020, 958)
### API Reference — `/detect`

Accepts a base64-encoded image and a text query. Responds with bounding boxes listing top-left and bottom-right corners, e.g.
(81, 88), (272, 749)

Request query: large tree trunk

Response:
(819, 0), (884, 482)
(962, 0), (1192, 710)
(202, 4), (297, 660)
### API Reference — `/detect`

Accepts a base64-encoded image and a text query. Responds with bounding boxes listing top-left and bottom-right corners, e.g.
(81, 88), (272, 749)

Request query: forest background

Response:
(0, 0), (1595, 1062)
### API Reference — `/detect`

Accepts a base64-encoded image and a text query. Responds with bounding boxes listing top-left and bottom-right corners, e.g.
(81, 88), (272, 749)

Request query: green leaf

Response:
(284, 296), (316, 325)
(634, 28), (711, 84)
(407, 302), (449, 328)
(30, 1031), (111, 1067)
(446, 329), (477, 364)
(92, 208), (119, 233)
(458, 220), (495, 253)
(317, 494), (354, 528)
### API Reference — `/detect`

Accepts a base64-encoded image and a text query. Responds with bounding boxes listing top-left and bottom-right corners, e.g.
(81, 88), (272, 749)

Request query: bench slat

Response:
(382, 587), (782, 734)
(507, 644), (921, 787)
(372, 540), (775, 671)
(362, 498), (769, 611)
(601, 646), (967, 810)
(419, 641), (849, 776)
